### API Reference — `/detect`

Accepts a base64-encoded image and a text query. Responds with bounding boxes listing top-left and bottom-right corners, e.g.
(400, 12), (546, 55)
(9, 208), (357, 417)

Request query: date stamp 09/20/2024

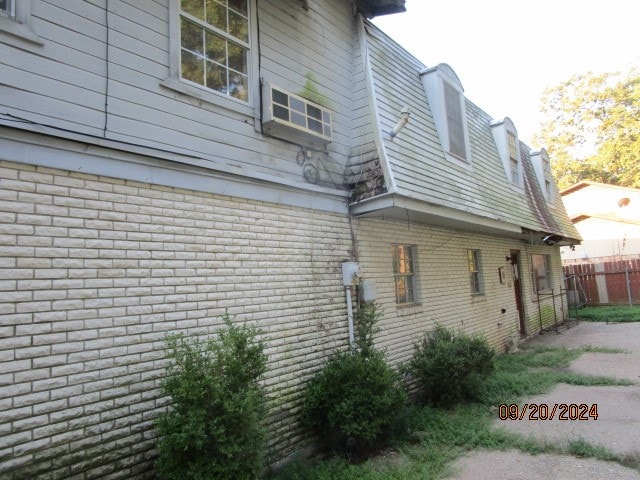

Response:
(498, 403), (599, 421)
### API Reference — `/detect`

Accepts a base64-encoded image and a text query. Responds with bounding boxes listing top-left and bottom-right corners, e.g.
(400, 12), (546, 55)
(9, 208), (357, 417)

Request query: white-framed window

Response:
(467, 249), (484, 295)
(0, 0), (42, 45)
(531, 253), (552, 293)
(508, 131), (520, 186)
(163, 0), (257, 117)
(0, 0), (15, 18)
(392, 244), (419, 305)
(420, 63), (472, 167)
(180, 0), (249, 102)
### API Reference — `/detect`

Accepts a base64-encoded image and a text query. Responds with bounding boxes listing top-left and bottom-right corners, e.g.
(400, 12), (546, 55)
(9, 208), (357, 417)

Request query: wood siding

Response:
(0, 0), (359, 191)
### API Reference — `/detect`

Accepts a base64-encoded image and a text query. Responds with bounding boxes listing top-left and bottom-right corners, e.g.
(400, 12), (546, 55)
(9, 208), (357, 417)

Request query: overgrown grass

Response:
(568, 438), (618, 462)
(577, 305), (640, 322)
(267, 345), (633, 480)
(479, 346), (631, 406)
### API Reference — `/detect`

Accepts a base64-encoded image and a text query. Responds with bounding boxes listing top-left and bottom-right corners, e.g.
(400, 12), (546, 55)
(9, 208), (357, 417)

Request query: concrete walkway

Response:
(445, 322), (640, 480)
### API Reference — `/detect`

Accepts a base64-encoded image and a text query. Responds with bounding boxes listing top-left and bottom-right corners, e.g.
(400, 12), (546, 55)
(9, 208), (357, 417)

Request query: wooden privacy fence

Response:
(563, 259), (640, 306)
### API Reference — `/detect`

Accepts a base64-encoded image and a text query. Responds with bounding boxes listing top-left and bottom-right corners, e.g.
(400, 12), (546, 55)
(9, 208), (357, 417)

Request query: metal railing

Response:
(535, 287), (579, 334)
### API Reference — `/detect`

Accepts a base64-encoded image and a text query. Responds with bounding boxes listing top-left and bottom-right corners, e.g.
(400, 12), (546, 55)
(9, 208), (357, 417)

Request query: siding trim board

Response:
(357, 16), (396, 194)
(0, 126), (349, 214)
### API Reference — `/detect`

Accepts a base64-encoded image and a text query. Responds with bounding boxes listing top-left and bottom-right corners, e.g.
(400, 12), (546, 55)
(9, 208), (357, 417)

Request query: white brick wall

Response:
(0, 160), (568, 478)
(353, 217), (567, 364)
(0, 160), (352, 478)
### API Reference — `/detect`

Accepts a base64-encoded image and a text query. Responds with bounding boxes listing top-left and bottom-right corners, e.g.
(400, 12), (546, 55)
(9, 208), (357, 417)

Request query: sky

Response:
(373, 0), (639, 144)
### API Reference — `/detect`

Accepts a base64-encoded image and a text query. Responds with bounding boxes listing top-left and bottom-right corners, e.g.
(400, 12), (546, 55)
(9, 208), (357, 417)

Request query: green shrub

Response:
(155, 313), (268, 480)
(409, 325), (494, 407)
(302, 304), (408, 457)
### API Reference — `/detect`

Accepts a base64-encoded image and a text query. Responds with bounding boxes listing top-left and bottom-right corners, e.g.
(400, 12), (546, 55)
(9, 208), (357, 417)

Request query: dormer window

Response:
(420, 63), (471, 167)
(490, 118), (523, 190)
(444, 82), (466, 160)
(530, 149), (554, 201)
(543, 158), (552, 197)
(508, 132), (520, 185)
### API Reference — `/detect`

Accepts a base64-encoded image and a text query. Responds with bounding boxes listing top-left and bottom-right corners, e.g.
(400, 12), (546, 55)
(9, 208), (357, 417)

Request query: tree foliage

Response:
(533, 68), (640, 190)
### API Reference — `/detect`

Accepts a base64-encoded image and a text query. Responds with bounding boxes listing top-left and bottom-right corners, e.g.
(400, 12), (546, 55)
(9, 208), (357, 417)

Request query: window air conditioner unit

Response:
(262, 83), (332, 147)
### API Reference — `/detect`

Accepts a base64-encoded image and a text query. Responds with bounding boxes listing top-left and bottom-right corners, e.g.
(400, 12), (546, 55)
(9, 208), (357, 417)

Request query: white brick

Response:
(15, 345), (51, 359)
(16, 213), (51, 225)
(33, 289), (68, 301)
(18, 170), (53, 184)
(52, 299), (85, 311)
(32, 355), (67, 368)
(32, 332), (68, 345)
(34, 268), (68, 279)
(14, 390), (50, 406)
(0, 164), (356, 476)
(33, 310), (67, 322)
(16, 302), (51, 313)
(16, 257), (52, 268)
(0, 335), (31, 349)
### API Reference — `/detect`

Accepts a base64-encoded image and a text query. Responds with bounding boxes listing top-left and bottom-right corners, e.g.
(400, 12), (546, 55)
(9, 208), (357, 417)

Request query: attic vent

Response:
(262, 83), (332, 147)
(618, 197), (631, 207)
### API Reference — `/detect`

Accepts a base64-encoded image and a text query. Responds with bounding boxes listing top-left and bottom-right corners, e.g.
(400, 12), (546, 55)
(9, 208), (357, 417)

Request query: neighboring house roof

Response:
(572, 214), (640, 226)
(561, 181), (640, 196)
(347, 19), (580, 245)
(561, 181), (640, 223)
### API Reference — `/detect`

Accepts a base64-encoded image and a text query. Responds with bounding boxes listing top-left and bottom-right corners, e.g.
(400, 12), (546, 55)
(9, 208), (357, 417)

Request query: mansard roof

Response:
(349, 19), (580, 245)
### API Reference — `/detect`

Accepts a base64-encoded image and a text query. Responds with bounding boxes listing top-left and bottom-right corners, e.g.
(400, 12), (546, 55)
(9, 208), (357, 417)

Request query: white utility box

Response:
(341, 262), (360, 286)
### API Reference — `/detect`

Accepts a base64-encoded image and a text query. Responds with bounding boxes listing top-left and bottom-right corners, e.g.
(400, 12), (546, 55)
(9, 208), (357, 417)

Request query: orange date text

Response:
(498, 403), (598, 421)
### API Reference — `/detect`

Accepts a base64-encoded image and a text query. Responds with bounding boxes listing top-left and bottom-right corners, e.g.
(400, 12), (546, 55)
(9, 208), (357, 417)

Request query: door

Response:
(509, 250), (526, 335)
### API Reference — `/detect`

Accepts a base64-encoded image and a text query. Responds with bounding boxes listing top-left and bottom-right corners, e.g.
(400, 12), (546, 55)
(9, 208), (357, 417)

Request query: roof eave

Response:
(351, 193), (525, 238)
(356, 0), (406, 18)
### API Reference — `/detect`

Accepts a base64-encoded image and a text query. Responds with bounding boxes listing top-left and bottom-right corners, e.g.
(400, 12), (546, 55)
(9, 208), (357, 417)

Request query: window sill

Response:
(396, 303), (423, 317)
(0, 16), (43, 46)
(445, 151), (473, 171)
(160, 77), (256, 119)
(471, 293), (486, 303)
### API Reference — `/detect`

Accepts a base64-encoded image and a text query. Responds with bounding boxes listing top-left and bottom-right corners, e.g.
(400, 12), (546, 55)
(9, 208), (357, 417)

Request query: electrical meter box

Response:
(359, 280), (377, 303)
(341, 262), (360, 286)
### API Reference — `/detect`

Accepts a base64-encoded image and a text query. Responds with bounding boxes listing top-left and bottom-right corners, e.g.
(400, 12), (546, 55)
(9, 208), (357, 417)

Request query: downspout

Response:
(342, 262), (360, 348)
(345, 285), (355, 347)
